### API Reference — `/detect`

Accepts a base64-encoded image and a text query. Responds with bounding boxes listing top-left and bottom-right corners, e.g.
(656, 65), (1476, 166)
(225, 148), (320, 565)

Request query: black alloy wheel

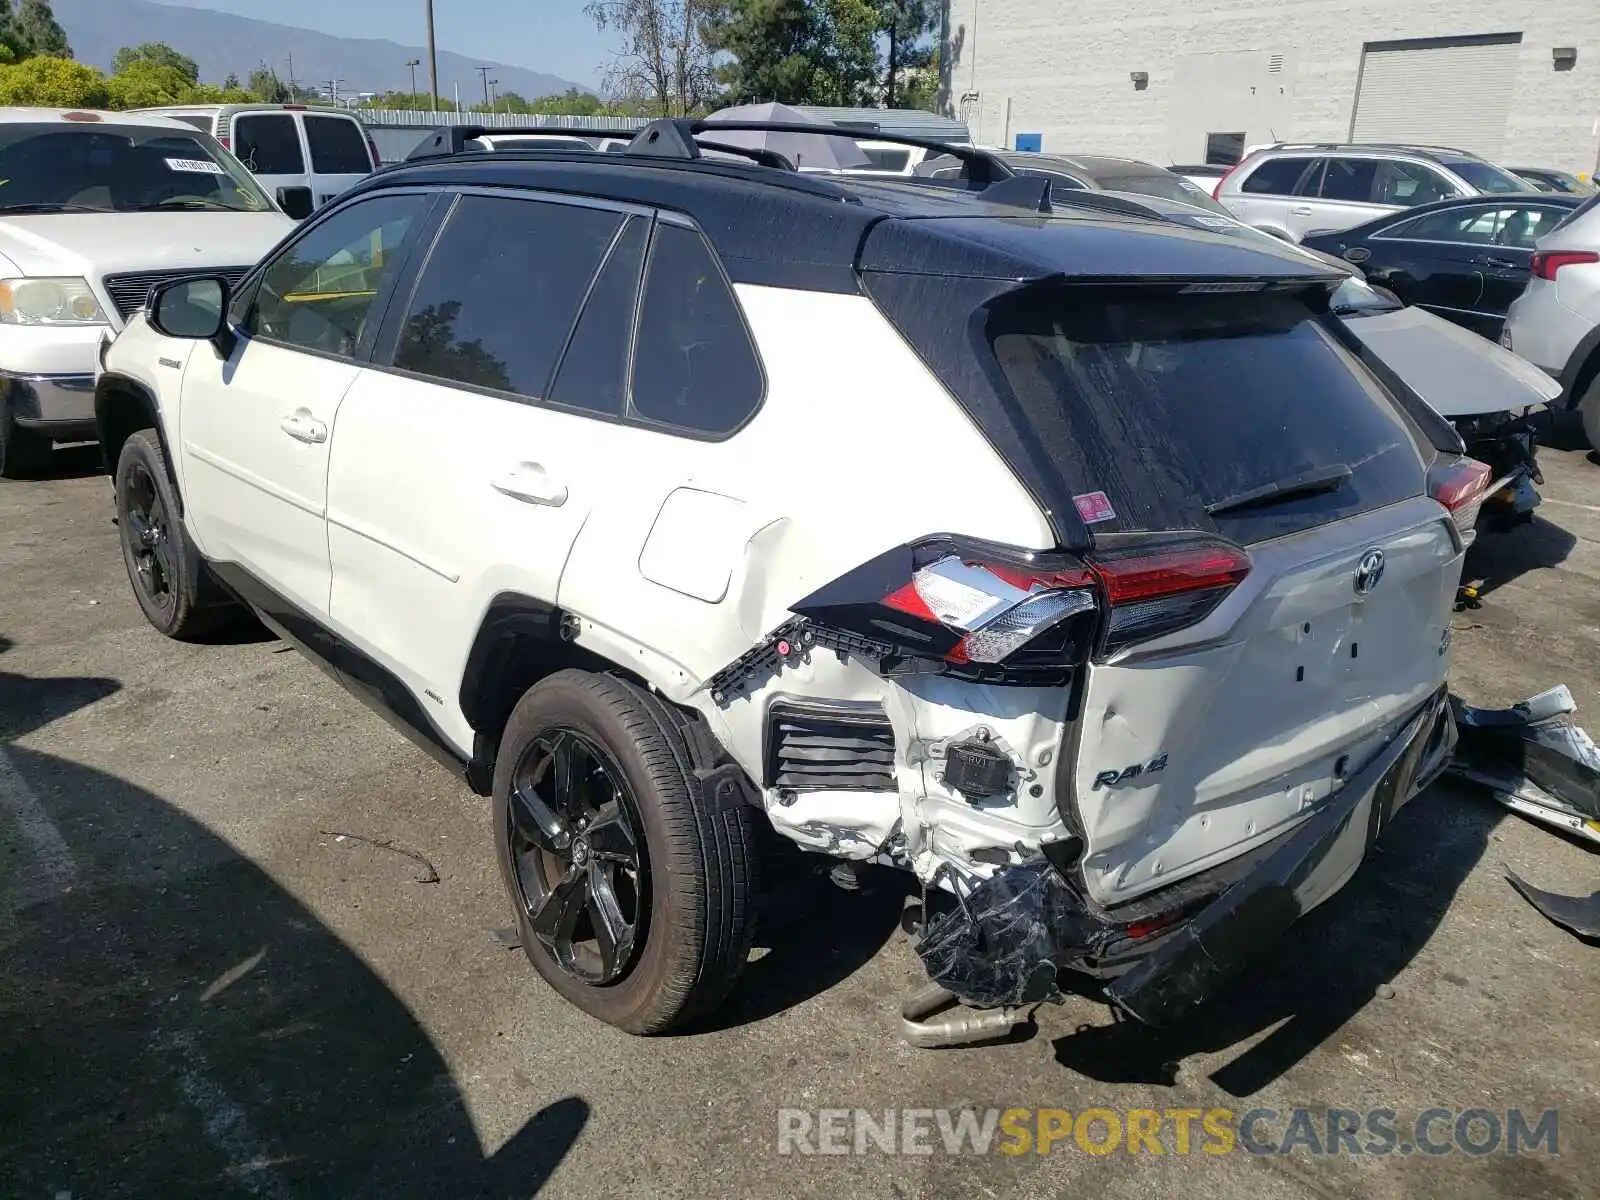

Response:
(505, 728), (647, 985)
(122, 458), (177, 614)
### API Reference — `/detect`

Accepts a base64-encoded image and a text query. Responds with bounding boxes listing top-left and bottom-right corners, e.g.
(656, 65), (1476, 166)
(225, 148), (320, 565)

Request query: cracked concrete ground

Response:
(1, 443), (1597, 1198)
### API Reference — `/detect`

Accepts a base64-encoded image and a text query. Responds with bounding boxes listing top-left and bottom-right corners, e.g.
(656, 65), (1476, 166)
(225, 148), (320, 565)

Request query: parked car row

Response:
(0, 109), (1587, 1051)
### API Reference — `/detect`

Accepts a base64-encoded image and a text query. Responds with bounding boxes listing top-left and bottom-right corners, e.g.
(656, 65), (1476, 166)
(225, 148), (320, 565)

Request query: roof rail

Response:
(627, 118), (1017, 185)
(404, 120), (796, 169)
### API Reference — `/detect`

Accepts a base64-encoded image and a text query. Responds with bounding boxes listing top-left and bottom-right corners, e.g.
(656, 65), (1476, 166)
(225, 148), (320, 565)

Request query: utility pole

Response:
(406, 58), (420, 99)
(476, 66), (493, 111)
(425, 0), (439, 110)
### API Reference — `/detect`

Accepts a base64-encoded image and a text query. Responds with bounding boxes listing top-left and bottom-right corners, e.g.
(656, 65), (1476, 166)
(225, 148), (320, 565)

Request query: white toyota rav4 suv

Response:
(0, 108), (294, 477)
(97, 123), (1473, 1043)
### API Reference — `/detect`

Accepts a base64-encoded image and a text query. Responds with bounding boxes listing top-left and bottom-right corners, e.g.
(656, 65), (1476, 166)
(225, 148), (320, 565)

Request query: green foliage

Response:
(111, 42), (199, 83)
(0, 55), (108, 107)
(247, 66), (289, 104)
(363, 90), (456, 112)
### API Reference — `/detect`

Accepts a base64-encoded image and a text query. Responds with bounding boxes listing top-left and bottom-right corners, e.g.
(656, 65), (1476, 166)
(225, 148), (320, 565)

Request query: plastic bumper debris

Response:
(1505, 871), (1600, 941)
(1448, 685), (1600, 846)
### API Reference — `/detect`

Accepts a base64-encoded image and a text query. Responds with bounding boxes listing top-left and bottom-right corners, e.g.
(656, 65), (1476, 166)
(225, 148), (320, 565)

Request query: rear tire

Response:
(0, 403), (51, 479)
(1577, 375), (1600, 453)
(493, 670), (758, 1034)
(114, 430), (238, 640)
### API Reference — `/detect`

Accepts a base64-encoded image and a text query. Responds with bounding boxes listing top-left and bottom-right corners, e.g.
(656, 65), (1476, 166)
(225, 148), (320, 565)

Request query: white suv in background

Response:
(1216, 143), (1530, 241)
(0, 108), (293, 477)
(1503, 194), (1600, 446)
(96, 125), (1470, 1042)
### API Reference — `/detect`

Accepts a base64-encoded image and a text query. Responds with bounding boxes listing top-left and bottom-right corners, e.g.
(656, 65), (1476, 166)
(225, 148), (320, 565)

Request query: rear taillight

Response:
(790, 535), (1252, 683)
(1211, 155), (1251, 200)
(1429, 457), (1493, 532)
(219, 135), (230, 151)
(1531, 250), (1599, 280)
(1091, 541), (1252, 652)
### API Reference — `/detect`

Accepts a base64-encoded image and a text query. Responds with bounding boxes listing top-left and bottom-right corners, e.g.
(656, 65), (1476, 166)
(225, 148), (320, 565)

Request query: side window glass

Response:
(547, 217), (648, 415)
(1394, 207), (1500, 244)
(1499, 207), (1562, 249)
(1240, 157), (1313, 195)
(394, 194), (621, 399)
(233, 114), (304, 175)
(1293, 159), (1326, 196)
(630, 223), (764, 435)
(1319, 158), (1376, 202)
(1205, 132), (1245, 165)
(245, 193), (426, 357)
(1376, 162), (1455, 207)
(304, 116), (372, 174)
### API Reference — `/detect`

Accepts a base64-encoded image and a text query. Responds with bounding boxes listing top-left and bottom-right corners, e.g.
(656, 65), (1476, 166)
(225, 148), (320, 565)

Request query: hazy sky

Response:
(159, 0), (613, 88)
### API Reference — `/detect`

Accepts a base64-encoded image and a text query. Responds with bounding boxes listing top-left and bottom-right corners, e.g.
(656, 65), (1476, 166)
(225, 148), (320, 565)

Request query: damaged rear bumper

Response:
(915, 686), (1456, 1031)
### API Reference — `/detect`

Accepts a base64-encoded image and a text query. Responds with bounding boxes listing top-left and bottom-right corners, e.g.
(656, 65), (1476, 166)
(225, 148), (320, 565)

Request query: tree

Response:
(112, 42), (199, 83)
(106, 61), (200, 108)
(585, 0), (717, 117)
(529, 87), (605, 116)
(222, 71), (240, 90)
(880, 0), (935, 108)
(0, 54), (108, 106)
(15, 0), (70, 59)
(362, 90), (455, 112)
(248, 65), (289, 103)
(704, 0), (827, 106)
(816, 0), (879, 106)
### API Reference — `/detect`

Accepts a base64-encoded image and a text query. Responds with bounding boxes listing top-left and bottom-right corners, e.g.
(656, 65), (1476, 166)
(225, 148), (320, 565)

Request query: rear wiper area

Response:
(1205, 463), (1353, 517)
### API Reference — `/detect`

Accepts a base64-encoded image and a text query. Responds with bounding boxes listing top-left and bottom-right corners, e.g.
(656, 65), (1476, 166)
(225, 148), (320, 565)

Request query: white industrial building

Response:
(941, 0), (1600, 173)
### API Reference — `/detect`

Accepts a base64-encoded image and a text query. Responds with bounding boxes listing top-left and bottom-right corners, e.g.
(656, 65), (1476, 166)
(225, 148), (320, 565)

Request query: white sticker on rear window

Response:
(165, 157), (226, 174)
(1073, 491), (1117, 524)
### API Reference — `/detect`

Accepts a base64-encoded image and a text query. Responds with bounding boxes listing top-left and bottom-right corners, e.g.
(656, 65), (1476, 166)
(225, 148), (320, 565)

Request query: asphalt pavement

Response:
(1, 443), (1597, 1198)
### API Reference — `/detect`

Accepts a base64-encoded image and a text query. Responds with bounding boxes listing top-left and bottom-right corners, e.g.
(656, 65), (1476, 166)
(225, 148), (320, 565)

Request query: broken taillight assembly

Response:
(1428, 456), (1493, 533)
(790, 534), (1252, 684)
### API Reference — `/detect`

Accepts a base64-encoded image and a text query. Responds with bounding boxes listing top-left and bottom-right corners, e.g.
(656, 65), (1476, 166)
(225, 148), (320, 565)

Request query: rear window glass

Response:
(1240, 157), (1312, 195)
(1096, 171), (1231, 214)
(304, 116), (372, 174)
(234, 114), (303, 175)
(1440, 159), (1527, 195)
(987, 288), (1425, 543)
(1319, 158), (1376, 202)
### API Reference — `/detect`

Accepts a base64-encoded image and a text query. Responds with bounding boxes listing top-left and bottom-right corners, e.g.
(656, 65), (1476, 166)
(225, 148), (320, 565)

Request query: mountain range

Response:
(52, 0), (586, 102)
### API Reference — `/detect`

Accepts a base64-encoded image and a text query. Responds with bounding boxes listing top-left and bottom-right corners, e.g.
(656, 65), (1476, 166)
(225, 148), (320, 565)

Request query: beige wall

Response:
(945, 0), (1600, 173)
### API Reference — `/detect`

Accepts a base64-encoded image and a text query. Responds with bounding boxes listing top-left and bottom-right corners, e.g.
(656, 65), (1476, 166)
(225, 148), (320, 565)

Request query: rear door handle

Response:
(1290, 205), (1314, 216)
(1478, 255), (1518, 269)
(492, 463), (568, 507)
(279, 409), (327, 444)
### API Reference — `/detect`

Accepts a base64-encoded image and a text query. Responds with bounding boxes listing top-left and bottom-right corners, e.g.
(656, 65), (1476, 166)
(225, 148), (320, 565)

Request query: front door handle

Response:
(279, 409), (327, 444)
(492, 463), (568, 507)
(1478, 255), (1518, 269)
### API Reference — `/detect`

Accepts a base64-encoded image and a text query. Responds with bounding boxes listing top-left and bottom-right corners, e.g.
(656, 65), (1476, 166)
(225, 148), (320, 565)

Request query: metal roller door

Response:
(1351, 34), (1522, 159)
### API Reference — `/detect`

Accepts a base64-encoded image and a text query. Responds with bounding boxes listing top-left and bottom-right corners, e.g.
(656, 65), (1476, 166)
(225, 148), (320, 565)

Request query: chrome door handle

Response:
(279, 409), (327, 444)
(1480, 255), (1518, 269)
(492, 463), (568, 507)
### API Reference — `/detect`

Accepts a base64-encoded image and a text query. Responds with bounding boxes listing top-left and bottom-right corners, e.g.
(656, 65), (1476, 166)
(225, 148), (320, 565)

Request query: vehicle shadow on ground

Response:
(1462, 516), (1577, 598)
(0, 634), (120, 738)
(691, 837), (912, 1033)
(0, 655), (587, 1198)
(1051, 780), (1502, 1097)
(27, 442), (103, 480)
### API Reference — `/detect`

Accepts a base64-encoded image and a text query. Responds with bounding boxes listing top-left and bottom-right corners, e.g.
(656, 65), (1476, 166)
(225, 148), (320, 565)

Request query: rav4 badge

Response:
(1092, 754), (1169, 790)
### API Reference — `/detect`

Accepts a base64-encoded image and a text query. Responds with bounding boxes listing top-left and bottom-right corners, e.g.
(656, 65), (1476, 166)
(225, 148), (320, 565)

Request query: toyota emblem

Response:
(1354, 548), (1385, 596)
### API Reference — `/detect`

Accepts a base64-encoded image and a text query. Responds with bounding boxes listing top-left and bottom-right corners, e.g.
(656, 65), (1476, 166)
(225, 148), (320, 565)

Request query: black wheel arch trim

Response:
(95, 372), (176, 489)
(203, 556), (495, 794)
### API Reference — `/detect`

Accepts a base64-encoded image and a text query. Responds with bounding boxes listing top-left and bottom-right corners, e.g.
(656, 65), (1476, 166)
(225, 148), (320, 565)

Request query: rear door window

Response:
(546, 216), (648, 415)
(1319, 157), (1377, 202)
(987, 288), (1424, 544)
(304, 115), (372, 173)
(392, 194), (622, 400)
(233, 114), (304, 175)
(169, 114), (214, 133)
(1239, 156), (1314, 195)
